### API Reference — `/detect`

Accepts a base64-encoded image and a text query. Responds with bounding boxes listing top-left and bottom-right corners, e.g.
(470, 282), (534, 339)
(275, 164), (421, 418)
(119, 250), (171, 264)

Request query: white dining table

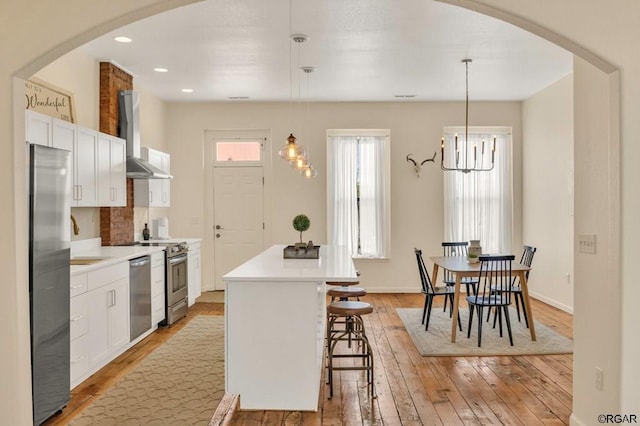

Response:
(430, 256), (535, 343)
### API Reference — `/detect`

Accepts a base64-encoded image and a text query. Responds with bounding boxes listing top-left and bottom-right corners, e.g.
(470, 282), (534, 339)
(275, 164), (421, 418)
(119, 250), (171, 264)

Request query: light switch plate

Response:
(578, 234), (596, 254)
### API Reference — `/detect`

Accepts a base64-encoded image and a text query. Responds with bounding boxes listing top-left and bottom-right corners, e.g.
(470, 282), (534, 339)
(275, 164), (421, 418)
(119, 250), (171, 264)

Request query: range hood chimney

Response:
(118, 90), (172, 179)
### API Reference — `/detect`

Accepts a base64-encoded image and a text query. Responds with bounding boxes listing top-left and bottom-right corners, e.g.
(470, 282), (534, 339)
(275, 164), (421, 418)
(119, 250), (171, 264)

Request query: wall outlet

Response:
(595, 367), (603, 391)
(578, 234), (597, 254)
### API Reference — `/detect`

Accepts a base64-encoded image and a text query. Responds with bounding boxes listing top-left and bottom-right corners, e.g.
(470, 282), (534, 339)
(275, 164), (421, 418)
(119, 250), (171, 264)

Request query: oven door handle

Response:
(171, 298), (188, 313)
(169, 254), (188, 265)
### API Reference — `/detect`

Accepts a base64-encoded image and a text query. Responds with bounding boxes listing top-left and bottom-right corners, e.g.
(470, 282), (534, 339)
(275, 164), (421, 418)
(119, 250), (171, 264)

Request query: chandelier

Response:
(441, 59), (495, 173)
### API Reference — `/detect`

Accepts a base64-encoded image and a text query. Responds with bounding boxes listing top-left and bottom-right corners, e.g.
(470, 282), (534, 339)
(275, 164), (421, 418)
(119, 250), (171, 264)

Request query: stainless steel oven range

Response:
(138, 241), (189, 325)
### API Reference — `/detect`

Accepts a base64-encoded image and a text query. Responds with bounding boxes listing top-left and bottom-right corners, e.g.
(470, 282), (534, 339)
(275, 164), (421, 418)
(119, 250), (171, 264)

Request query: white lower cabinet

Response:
(187, 241), (202, 306)
(88, 277), (130, 367)
(70, 292), (89, 386)
(70, 334), (89, 387)
(151, 252), (166, 324)
(70, 261), (130, 389)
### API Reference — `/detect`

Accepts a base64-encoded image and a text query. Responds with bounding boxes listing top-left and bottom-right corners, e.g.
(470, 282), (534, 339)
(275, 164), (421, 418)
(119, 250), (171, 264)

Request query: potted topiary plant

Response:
(292, 214), (311, 248)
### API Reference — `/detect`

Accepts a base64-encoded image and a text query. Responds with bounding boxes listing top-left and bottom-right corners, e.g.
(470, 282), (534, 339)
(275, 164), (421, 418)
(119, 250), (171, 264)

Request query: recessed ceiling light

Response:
(394, 95), (416, 98)
(154, 68), (168, 73)
(181, 89), (194, 93)
(114, 36), (132, 43)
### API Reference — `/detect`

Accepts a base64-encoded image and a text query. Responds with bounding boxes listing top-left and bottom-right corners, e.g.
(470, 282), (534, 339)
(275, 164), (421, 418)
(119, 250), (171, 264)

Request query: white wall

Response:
(164, 101), (523, 293)
(33, 49), (100, 130)
(2, 1), (639, 424)
(572, 56), (621, 424)
(522, 74), (574, 313)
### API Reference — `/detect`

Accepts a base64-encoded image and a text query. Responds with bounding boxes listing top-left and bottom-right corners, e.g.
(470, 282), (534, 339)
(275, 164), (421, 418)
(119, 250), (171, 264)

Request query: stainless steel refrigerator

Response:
(28, 143), (72, 425)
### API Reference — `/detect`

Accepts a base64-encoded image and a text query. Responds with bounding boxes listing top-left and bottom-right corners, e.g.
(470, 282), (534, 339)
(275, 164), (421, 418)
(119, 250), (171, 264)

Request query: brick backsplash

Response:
(99, 62), (135, 245)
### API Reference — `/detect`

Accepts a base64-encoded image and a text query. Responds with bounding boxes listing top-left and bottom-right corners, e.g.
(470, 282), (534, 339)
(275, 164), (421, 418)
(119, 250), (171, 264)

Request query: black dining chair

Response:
(488, 245), (536, 328)
(441, 241), (479, 315)
(414, 248), (462, 332)
(467, 255), (516, 347)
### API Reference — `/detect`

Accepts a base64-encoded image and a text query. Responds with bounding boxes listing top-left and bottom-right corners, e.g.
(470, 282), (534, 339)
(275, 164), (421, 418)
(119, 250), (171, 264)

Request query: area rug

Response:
(71, 315), (225, 425)
(396, 307), (573, 356)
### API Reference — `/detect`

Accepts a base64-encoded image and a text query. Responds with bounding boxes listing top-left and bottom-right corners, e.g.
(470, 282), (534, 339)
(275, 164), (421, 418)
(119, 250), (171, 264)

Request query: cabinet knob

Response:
(215, 225), (224, 230)
(216, 233), (221, 238)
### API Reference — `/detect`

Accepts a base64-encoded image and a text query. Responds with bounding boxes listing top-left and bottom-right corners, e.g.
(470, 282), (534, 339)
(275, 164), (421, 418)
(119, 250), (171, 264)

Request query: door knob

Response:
(216, 233), (221, 238)
(216, 225), (224, 230)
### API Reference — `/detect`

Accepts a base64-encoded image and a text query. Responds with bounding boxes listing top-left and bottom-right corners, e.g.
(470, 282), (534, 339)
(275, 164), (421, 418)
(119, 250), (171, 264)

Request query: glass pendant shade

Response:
(279, 133), (304, 161)
(301, 164), (317, 178)
(290, 154), (308, 169)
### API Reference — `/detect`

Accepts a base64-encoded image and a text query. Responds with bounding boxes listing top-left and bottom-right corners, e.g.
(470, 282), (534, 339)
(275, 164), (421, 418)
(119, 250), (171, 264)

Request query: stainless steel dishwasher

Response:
(129, 255), (151, 341)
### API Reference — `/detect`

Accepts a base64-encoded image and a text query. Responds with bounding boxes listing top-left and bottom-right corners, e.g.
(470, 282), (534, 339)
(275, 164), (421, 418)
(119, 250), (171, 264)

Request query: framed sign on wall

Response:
(25, 78), (76, 123)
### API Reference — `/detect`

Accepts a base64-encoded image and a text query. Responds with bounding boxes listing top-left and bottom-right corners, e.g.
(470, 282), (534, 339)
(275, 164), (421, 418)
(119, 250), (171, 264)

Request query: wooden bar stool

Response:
(327, 286), (367, 301)
(326, 286), (367, 348)
(326, 300), (376, 400)
(326, 271), (361, 287)
(326, 281), (359, 287)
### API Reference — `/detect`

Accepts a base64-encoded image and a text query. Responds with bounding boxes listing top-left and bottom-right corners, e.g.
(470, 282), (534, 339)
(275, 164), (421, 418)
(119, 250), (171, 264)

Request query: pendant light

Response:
(440, 59), (496, 173)
(278, 0), (305, 163)
(288, 34), (310, 170)
(300, 66), (317, 179)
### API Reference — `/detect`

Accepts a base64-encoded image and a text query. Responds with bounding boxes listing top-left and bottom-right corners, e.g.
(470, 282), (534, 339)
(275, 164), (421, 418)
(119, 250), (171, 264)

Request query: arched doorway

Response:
(5, 2), (623, 424)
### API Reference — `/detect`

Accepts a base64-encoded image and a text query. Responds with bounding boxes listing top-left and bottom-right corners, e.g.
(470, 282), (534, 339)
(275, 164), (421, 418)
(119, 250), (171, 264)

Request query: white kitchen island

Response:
(224, 244), (358, 411)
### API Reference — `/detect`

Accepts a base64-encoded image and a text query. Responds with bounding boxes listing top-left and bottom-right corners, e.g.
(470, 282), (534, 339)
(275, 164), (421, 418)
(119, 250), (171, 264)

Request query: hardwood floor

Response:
(45, 294), (572, 426)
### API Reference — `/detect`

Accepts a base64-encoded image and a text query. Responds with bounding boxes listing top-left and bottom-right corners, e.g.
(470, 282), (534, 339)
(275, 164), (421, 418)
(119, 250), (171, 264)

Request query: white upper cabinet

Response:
(74, 128), (99, 207)
(97, 133), (126, 207)
(26, 109), (128, 208)
(25, 109), (52, 147)
(51, 118), (75, 152)
(134, 147), (171, 207)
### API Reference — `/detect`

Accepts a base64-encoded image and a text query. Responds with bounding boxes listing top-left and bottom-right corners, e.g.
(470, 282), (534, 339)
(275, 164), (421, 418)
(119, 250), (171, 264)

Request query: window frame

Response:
(213, 137), (264, 167)
(326, 129), (391, 259)
(442, 126), (513, 255)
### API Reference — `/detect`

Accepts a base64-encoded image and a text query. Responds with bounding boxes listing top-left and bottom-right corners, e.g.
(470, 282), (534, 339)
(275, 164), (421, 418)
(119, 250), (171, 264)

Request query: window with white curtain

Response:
(327, 129), (391, 258)
(443, 127), (513, 254)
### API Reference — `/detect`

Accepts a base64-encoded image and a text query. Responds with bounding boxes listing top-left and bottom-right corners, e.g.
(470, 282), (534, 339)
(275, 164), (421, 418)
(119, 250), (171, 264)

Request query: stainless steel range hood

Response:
(118, 90), (172, 179)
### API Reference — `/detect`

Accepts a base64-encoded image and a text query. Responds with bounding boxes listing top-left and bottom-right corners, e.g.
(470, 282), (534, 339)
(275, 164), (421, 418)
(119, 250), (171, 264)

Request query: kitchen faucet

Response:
(70, 214), (80, 235)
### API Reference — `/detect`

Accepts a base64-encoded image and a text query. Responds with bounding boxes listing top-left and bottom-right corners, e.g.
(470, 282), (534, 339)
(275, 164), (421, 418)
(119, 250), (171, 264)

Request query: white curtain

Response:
(329, 136), (359, 253)
(328, 135), (387, 257)
(443, 130), (512, 254)
(359, 137), (386, 257)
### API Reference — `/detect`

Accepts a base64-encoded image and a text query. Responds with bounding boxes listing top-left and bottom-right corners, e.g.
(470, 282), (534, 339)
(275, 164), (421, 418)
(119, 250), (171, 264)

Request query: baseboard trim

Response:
(570, 413), (586, 426)
(528, 291), (574, 314)
(362, 287), (421, 293)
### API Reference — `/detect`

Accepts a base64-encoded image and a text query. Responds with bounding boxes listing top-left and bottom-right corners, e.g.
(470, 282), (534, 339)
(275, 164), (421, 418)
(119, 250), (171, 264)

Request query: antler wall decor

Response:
(406, 152), (437, 177)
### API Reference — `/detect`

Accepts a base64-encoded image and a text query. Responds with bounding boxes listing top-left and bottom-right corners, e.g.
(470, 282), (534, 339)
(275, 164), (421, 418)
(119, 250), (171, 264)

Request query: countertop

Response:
(223, 244), (358, 283)
(136, 237), (202, 245)
(70, 245), (166, 274)
(69, 237), (202, 275)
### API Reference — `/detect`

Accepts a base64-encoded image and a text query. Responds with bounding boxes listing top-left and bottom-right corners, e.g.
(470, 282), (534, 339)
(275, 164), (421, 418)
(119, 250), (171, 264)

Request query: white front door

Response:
(213, 166), (264, 289)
